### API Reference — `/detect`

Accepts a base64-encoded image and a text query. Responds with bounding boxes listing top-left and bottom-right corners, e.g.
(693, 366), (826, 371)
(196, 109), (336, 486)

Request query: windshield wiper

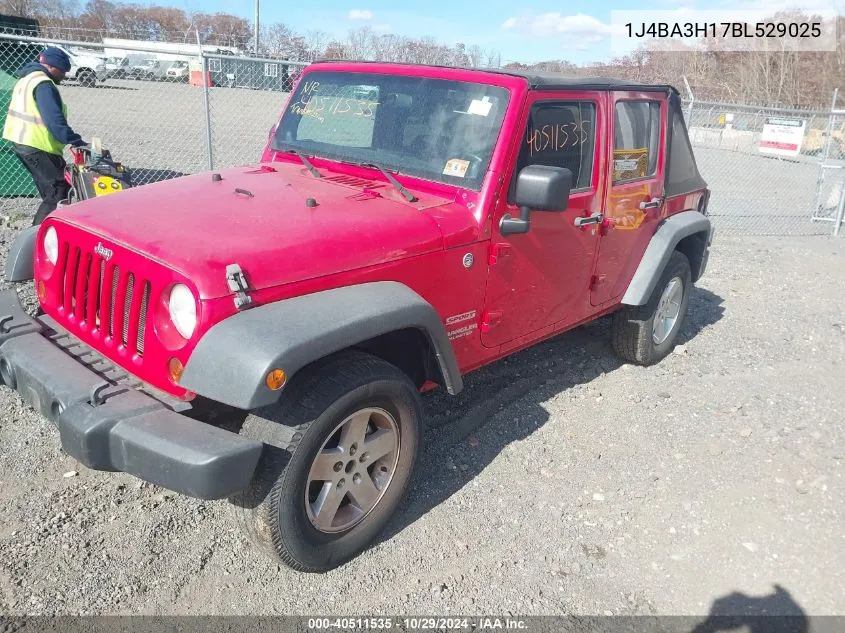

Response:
(347, 161), (418, 203)
(280, 148), (322, 179)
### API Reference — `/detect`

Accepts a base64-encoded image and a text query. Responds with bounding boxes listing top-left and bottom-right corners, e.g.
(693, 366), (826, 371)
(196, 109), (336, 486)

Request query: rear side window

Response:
(510, 100), (596, 203)
(613, 101), (661, 184)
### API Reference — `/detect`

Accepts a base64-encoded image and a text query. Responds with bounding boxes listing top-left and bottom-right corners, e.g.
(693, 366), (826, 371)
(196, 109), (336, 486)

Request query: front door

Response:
(590, 92), (668, 306)
(481, 92), (606, 349)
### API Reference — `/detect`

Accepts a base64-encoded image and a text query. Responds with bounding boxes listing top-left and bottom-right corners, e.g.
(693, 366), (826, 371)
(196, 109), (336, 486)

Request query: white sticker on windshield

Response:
(467, 96), (492, 116)
(443, 159), (470, 178)
(614, 158), (640, 172)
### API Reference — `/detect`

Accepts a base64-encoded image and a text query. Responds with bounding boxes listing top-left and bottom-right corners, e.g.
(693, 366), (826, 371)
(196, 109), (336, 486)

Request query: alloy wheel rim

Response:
(305, 407), (400, 534)
(652, 276), (684, 345)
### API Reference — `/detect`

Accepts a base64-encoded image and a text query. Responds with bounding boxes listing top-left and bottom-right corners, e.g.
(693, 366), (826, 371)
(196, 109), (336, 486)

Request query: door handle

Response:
(574, 213), (603, 227)
(639, 197), (663, 210)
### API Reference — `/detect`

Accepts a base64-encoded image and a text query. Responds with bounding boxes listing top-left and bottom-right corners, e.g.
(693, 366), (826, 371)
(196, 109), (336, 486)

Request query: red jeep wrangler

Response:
(1, 61), (712, 572)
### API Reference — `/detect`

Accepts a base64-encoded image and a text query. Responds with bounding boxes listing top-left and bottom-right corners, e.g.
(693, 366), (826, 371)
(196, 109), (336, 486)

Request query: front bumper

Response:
(0, 290), (262, 500)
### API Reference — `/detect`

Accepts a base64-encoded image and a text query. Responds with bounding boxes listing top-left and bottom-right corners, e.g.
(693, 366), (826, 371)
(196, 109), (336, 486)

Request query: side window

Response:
(510, 100), (596, 203)
(612, 100), (661, 184)
(667, 111), (699, 188)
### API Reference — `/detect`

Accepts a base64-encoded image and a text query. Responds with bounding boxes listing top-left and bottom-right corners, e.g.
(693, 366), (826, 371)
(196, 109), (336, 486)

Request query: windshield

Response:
(272, 70), (511, 190)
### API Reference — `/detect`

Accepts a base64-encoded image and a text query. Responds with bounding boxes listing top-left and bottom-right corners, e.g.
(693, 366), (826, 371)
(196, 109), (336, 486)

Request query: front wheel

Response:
(611, 250), (693, 365)
(230, 351), (422, 572)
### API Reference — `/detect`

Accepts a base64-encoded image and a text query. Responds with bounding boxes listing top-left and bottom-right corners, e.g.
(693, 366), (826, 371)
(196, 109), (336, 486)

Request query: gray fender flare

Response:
(4, 226), (37, 282)
(180, 281), (463, 410)
(621, 211), (713, 306)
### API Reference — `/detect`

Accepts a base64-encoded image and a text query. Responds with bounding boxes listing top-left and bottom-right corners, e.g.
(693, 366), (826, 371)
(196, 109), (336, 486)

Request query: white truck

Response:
(46, 43), (108, 88)
(165, 60), (189, 82)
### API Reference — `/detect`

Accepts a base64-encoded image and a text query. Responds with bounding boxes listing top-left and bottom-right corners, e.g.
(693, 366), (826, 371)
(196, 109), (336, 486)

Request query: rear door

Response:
(590, 91), (668, 306)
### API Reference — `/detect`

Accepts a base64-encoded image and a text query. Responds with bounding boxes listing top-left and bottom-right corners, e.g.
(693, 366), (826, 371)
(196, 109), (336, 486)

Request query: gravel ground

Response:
(0, 212), (843, 617)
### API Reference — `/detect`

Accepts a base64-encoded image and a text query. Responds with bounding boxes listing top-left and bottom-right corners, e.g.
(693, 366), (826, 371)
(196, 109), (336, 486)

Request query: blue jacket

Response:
(15, 62), (85, 147)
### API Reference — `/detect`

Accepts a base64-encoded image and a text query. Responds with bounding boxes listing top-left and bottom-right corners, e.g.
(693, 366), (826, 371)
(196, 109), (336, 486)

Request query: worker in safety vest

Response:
(2, 47), (88, 225)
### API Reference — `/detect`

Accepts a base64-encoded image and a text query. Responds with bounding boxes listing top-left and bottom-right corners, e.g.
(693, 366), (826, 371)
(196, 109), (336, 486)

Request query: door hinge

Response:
(491, 173), (505, 205)
(574, 212), (603, 229)
(226, 263), (253, 310)
(481, 310), (503, 332)
(488, 243), (512, 266)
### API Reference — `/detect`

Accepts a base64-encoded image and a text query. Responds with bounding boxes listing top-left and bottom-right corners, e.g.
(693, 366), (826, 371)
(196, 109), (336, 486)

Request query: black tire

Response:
(230, 350), (422, 572)
(77, 70), (96, 88)
(611, 250), (692, 365)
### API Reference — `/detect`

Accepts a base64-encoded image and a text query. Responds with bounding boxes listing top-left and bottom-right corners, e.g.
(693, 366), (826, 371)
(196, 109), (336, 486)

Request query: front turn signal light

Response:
(36, 280), (46, 301)
(168, 357), (184, 383)
(266, 368), (286, 390)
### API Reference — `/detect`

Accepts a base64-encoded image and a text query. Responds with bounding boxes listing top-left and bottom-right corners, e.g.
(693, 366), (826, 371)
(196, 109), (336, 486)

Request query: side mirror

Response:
(500, 165), (573, 236)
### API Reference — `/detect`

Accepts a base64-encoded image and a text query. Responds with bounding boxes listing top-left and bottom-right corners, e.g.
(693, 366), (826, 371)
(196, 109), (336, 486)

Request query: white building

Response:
(101, 37), (242, 63)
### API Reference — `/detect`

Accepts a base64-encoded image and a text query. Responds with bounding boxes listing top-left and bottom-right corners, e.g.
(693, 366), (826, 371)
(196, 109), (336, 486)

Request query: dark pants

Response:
(12, 143), (70, 226)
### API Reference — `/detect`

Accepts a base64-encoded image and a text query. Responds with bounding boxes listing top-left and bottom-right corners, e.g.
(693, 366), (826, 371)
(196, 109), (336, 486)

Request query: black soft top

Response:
(490, 69), (680, 94)
(311, 60), (680, 94)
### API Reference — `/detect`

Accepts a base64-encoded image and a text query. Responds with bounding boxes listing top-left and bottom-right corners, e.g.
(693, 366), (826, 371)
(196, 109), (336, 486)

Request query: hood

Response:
(54, 162), (479, 299)
(16, 62), (51, 79)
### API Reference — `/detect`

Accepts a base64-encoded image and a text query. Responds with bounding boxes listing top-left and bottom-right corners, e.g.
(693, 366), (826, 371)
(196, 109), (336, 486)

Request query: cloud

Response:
(728, 0), (837, 8)
(500, 12), (619, 42)
(348, 9), (373, 20)
(372, 23), (392, 33)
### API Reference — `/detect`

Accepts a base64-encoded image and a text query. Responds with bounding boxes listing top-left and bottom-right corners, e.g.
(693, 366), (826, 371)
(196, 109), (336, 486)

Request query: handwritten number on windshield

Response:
(289, 80), (382, 122)
(290, 94), (379, 122)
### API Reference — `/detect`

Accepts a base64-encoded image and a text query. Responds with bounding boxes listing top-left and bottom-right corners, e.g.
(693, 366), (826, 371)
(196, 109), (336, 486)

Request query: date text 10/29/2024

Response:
(625, 22), (822, 39)
(308, 618), (527, 630)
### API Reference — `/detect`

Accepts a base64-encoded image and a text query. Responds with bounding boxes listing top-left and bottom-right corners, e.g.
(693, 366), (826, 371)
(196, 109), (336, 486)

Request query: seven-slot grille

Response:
(56, 242), (151, 355)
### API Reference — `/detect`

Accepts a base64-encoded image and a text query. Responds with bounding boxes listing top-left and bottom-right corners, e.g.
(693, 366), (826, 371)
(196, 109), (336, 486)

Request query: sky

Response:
(178, 0), (843, 65)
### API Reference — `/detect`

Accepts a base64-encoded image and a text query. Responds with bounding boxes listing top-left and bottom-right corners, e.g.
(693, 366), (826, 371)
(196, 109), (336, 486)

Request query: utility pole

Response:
(254, 0), (260, 55)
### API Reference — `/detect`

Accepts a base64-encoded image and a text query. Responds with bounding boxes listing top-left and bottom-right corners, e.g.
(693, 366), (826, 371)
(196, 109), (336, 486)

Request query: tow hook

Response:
(226, 264), (253, 310)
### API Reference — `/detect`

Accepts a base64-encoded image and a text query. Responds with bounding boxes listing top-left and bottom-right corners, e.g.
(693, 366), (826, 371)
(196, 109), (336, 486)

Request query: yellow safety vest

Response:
(2, 71), (68, 155)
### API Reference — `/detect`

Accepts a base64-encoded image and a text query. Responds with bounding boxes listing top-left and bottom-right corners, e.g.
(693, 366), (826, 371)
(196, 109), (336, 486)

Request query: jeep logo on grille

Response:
(94, 242), (113, 261)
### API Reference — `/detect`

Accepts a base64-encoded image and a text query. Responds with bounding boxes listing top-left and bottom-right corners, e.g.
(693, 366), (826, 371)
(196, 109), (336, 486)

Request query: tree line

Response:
(2, 1), (842, 108)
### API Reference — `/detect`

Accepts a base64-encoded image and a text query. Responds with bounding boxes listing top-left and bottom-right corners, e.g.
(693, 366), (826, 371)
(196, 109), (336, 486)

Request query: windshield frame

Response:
(270, 69), (514, 192)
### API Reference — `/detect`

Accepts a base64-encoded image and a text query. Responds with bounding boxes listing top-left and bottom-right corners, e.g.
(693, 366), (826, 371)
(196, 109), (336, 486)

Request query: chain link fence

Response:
(0, 32), (306, 221)
(684, 97), (844, 235)
(204, 53), (304, 171)
(1, 30), (843, 236)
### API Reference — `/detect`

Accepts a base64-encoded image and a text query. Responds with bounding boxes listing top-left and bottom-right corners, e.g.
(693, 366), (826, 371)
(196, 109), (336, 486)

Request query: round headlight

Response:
(168, 283), (197, 339)
(43, 226), (58, 265)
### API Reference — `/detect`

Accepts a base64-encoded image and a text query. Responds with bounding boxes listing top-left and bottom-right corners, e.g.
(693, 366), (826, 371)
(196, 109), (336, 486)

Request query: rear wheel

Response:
(611, 250), (692, 365)
(231, 351), (422, 572)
